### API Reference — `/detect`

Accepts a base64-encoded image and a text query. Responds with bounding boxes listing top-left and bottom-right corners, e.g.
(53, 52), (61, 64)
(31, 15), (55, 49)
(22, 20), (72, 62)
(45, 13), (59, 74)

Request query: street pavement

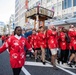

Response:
(0, 41), (76, 75)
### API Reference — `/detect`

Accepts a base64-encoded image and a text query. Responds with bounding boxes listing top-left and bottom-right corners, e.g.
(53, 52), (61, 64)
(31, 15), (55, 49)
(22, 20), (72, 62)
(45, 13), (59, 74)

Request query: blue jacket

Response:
(22, 30), (32, 38)
(21, 30), (32, 51)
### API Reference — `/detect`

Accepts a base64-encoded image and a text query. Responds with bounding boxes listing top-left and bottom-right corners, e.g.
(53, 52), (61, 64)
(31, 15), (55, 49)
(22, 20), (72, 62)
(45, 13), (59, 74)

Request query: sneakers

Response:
(53, 66), (58, 70)
(43, 62), (46, 65)
(68, 62), (72, 67)
(41, 60), (46, 65)
(59, 61), (62, 65)
(35, 58), (38, 62)
(63, 63), (67, 66)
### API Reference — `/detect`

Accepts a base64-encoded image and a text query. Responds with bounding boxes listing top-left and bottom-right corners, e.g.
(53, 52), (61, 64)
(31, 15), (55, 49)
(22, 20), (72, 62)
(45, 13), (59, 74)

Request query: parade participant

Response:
(59, 27), (68, 64)
(1, 35), (5, 43)
(73, 27), (76, 67)
(5, 34), (9, 42)
(30, 29), (40, 61)
(68, 25), (76, 67)
(0, 26), (34, 75)
(47, 25), (58, 69)
(57, 26), (63, 64)
(38, 26), (46, 65)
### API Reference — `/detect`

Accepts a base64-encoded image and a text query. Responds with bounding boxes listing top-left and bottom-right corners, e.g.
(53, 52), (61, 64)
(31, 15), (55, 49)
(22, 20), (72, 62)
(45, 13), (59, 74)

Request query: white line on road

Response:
(56, 65), (76, 75)
(46, 60), (76, 75)
(46, 60), (76, 69)
(25, 61), (53, 67)
(57, 63), (76, 69)
(22, 67), (31, 75)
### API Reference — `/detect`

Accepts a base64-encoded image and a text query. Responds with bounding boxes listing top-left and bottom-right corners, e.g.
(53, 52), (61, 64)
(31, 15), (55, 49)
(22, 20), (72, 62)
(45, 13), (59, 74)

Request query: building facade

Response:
(46, 0), (76, 27)
(0, 22), (5, 35)
(15, 0), (26, 27)
(8, 14), (15, 34)
(15, 0), (76, 28)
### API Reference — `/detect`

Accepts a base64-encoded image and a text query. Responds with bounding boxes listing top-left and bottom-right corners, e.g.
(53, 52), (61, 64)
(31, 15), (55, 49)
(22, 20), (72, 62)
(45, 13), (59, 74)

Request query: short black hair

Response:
(14, 26), (21, 35)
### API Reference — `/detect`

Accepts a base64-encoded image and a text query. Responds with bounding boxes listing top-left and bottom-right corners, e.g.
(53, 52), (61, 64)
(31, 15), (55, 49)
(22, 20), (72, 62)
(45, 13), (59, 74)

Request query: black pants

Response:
(12, 68), (21, 75)
(2, 40), (4, 44)
(60, 50), (69, 63)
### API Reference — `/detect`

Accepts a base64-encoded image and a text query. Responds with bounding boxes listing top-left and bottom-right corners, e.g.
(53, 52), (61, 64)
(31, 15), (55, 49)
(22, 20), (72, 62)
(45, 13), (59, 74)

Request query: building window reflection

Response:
(62, 0), (72, 9)
(73, 0), (76, 6)
(68, 0), (72, 7)
(73, 12), (76, 17)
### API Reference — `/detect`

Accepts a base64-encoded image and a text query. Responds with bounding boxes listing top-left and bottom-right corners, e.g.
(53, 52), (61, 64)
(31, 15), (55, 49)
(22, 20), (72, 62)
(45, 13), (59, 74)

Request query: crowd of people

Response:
(26, 24), (76, 68)
(0, 25), (76, 75)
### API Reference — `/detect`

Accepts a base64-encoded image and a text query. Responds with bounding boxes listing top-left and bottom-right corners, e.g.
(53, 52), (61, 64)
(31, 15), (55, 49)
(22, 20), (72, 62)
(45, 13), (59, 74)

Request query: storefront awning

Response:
(50, 18), (76, 26)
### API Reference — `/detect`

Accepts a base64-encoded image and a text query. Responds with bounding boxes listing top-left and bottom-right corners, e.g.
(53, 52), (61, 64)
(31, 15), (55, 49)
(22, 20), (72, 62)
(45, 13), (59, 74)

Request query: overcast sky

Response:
(0, 0), (15, 24)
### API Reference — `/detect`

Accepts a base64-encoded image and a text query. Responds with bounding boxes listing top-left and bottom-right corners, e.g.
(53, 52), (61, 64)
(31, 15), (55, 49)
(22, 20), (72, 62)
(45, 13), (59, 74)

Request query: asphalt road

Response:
(0, 40), (76, 75)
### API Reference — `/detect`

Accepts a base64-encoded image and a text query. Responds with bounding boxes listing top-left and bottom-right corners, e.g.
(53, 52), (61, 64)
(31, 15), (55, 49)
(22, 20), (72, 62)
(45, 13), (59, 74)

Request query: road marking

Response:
(56, 66), (76, 75)
(46, 60), (76, 69)
(46, 60), (76, 75)
(57, 63), (76, 69)
(22, 67), (31, 75)
(25, 61), (53, 67)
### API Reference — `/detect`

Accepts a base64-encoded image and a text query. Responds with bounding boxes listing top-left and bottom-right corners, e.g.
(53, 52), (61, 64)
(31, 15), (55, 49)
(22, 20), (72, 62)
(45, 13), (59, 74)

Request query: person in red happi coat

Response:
(68, 25), (76, 67)
(74, 28), (76, 66)
(30, 29), (40, 61)
(47, 25), (58, 69)
(38, 26), (47, 65)
(59, 27), (69, 64)
(1, 35), (5, 43)
(0, 26), (34, 75)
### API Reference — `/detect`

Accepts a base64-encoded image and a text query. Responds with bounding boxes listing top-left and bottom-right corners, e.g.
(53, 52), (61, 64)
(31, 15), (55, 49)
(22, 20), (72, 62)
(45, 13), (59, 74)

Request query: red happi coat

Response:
(47, 29), (58, 49)
(27, 35), (32, 47)
(1, 35), (5, 41)
(37, 33), (41, 48)
(30, 34), (39, 49)
(5, 36), (10, 42)
(72, 30), (76, 50)
(0, 36), (32, 68)
(68, 28), (75, 50)
(59, 32), (67, 50)
(38, 32), (46, 48)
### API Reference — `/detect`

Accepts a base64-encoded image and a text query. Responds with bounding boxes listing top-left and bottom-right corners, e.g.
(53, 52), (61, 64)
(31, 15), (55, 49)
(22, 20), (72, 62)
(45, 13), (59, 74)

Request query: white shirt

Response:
(15, 34), (21, 40)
